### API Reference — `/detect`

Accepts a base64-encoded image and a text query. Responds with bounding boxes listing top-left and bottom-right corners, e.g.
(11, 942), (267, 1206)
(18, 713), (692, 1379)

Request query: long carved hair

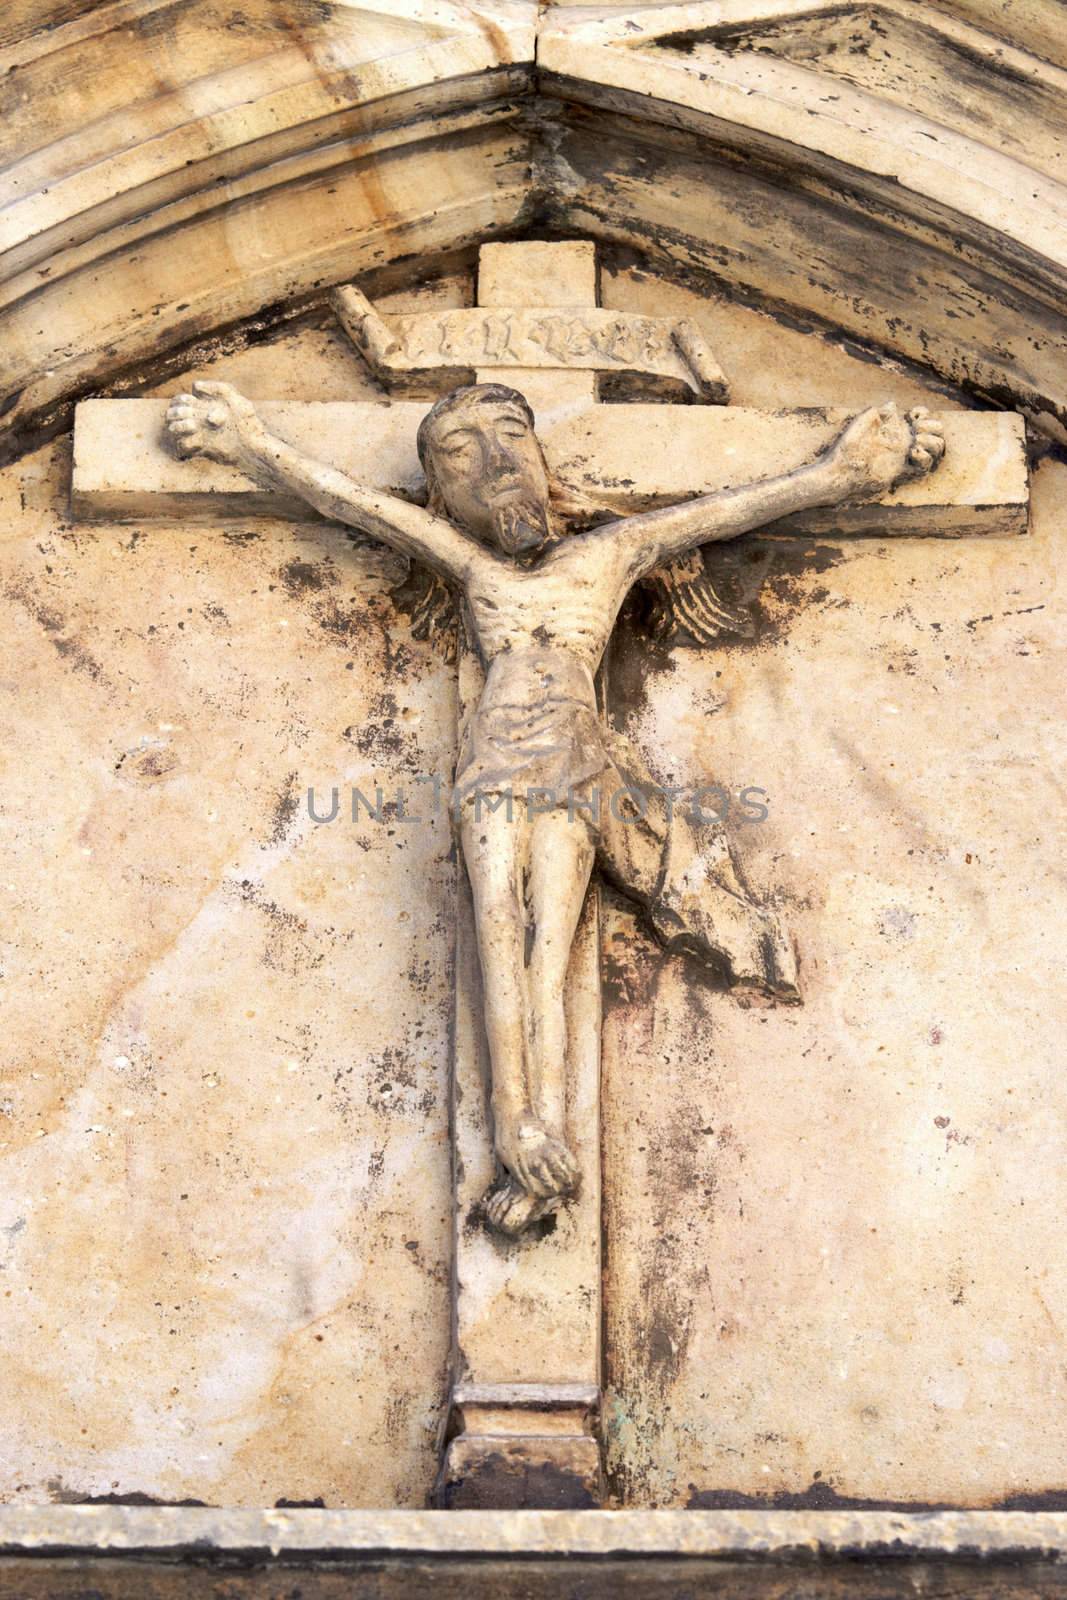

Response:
(396, 384), (755, 658)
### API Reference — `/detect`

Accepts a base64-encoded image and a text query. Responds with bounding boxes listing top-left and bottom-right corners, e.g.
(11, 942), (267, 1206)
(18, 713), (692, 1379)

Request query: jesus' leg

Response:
(525, 807), (594, 1180)
(459, 803), (578, 1231)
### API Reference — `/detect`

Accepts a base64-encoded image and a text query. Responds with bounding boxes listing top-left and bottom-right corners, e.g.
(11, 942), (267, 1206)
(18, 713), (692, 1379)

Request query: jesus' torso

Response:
(464, 530), (631, 683)
(455, 527), (635, 802)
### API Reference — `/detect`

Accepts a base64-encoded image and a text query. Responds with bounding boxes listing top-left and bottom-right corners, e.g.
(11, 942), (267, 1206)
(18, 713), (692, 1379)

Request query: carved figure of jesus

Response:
(165, 380), (944, 1234)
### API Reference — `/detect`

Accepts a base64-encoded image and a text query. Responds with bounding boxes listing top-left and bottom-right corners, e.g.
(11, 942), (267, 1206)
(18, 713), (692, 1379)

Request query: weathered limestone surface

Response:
(0, 255), (1063, 1513)
(598, 268), (1067, 1508)
(0, 298), (465, 1507)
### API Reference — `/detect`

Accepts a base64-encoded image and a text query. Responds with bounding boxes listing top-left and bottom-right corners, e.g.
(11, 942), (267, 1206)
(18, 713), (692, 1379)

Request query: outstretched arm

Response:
(165, 382), (491, 585)
(604, 404), (946, 583)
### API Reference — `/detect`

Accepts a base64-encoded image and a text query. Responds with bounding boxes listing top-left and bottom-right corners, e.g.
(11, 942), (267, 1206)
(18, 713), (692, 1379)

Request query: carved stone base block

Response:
(435, 1385), (602, 1509)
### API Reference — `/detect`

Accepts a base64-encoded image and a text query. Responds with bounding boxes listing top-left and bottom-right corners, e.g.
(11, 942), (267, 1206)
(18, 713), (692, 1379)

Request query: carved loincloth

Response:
(455, 645), (610, 801)
(455, 645), (799, 1002)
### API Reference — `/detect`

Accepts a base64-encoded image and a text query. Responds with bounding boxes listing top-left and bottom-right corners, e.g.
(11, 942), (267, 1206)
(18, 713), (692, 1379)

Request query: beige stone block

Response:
(478, 240), (598, 308)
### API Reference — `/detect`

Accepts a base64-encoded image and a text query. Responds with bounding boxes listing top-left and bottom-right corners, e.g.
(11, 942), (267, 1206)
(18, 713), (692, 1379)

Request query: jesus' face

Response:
(423, 388), (552, 556)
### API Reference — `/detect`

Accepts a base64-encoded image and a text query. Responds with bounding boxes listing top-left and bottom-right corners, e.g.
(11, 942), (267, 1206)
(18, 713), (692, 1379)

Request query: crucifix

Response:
(71, 240), (1029, 1509)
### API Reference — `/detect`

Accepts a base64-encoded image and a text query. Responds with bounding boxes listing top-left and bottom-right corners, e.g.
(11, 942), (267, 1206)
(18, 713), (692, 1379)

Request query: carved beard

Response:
(490, 496), (552, 556)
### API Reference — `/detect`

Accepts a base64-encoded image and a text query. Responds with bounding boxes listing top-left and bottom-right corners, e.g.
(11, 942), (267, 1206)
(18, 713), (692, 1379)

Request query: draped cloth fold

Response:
(595, 723), (800, 1003)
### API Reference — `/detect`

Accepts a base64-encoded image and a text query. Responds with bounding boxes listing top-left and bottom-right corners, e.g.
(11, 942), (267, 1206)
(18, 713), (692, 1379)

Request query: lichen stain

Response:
(5, 578), (111, 686)
(114, 742), (181, 784)
(343, 691), (421, 771)
(267, 770), (300, 845)
(278, 555), (339, 597)
(686, 1479), (1067, 1512)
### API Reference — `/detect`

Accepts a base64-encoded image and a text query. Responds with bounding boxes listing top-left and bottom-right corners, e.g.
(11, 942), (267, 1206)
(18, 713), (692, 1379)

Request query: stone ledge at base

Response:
(2, 1509), (1067, 1598)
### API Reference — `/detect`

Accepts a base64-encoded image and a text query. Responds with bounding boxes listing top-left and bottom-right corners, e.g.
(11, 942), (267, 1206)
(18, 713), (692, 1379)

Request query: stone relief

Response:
(0, 0), (1058, 1521)
(164, 376), (945, 1236)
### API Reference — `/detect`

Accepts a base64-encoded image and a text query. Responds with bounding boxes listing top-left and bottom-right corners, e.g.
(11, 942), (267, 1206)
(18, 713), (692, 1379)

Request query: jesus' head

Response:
(416, 383), (553, 557)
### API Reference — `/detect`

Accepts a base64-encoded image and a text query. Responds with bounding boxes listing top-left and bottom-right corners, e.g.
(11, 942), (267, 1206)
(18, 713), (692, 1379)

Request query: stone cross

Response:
(70, 241), (1030, 1510)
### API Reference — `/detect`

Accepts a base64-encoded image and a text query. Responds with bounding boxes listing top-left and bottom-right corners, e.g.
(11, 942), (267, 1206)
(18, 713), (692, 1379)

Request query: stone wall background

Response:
(0, 258), (1063, 1507)
(598, 268), (1066, 1509)
(0, 286), (465, 1507)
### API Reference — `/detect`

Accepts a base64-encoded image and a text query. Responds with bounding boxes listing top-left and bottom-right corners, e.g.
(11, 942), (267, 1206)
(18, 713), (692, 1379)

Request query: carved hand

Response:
(164, 380), (266, 467)
(823, 403), (946, 500)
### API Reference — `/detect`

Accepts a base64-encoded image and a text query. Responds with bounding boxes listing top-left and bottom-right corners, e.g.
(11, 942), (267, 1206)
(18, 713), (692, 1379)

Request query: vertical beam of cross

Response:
(436, 242), (605, 1510)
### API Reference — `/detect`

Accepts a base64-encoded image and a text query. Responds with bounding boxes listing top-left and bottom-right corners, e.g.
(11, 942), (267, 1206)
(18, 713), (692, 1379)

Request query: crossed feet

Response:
(486, 1113), (580, 1237)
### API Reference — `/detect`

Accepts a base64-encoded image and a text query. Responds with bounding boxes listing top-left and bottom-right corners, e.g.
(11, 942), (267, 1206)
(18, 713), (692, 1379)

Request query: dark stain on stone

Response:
(332, 1042), (435, 1125)
(268, 770), (300, 844)
(234, 879), (316, 979)
(343, 692), (419, 771)
(5, 579), (108, 684)
(688, 1481), (1067, 1512)
(994, 1490), (1067, 1511)
(47, 1483), (207, 1507)
(436, 1451), (598, 1510)
(606, 608), (676, 725)
(837, 338), (893, 368)
(609, 535), (847, 727)
(115, 744), (180, 784)
(316, 593), (377, 650)
(600, 893), (666, 1011)
(754, 535), (849, 638)
(279, 556), (337, 597)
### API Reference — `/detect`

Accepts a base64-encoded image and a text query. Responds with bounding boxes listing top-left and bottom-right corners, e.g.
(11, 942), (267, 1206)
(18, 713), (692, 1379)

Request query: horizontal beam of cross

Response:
(72, 399), (1028, 538)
